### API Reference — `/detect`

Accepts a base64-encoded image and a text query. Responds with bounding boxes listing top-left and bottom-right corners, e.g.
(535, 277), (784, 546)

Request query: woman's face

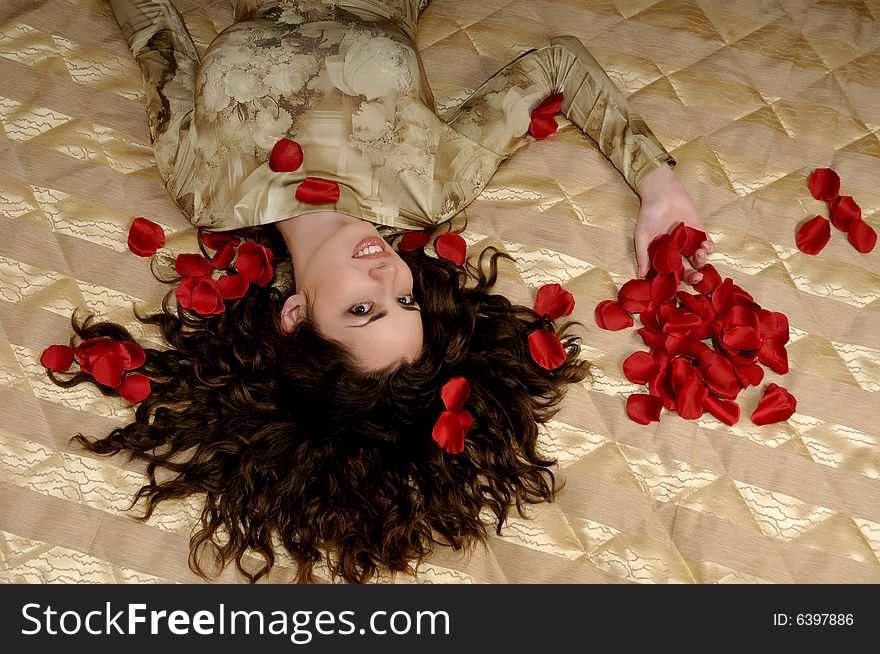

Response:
(281, 220), (424, 370)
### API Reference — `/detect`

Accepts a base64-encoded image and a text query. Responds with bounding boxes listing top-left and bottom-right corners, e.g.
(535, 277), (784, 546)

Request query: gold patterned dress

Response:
(111, 0), (675, 232)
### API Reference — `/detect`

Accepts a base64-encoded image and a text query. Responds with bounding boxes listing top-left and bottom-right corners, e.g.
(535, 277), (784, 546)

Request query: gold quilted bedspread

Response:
(2, 0), (879, 584)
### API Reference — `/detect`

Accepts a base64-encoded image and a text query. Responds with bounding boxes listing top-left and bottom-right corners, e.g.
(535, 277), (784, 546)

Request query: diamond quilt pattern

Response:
(0, 0), (878, 583)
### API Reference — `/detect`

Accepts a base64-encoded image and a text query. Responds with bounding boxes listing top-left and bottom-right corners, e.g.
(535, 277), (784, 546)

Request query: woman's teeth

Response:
(354, 244), (383, 257)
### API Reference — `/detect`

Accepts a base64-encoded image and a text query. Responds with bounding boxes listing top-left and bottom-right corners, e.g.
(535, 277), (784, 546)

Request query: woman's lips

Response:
(352, 237), (390, 259)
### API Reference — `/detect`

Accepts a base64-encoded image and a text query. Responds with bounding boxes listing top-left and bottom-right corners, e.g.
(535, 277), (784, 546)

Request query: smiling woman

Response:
(42, 0), (716, 583)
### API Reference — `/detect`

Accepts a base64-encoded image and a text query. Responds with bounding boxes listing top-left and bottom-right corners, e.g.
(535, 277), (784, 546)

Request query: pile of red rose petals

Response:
(797, 168), (876, 255)
(126, 219), (275, 318)
(595, 221), (797, 427)
(527, 283), (576, 370)
(40, 338), (151, 403)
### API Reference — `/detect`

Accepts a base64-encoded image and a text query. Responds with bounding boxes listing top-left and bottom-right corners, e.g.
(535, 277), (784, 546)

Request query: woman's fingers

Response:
(679, 256), (703, 290)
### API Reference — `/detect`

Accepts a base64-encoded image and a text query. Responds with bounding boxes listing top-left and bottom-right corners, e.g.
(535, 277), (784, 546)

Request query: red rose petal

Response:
(623, 351), (660, 385)
(200, 232), (241, 251)
(751, 383), (797, 425)
(711, 278), (754, 316)
(795, 215), (831, 255)
(829, 196), (860, 232)
(527, 329), (567, 370)
(735, 362), (764, 388)
(436, 232), (467, 266)
(40, 344), (74, 372)
(529, 115), (558, 140)
(652, 237), (683, 276)
(665, 332), (695, 357)
(398, 231), (431, 252)
(175, 253), (213, 277)
(295, 177), (340, 204)
(696, 349), (741, 400)
(682, 225), (709, 257)
(210, 242), (236, 269)
(440, 376), (471, 412)
(118, 373), (151, 403)
(637, 326), (665, 350)
(190, 278), (225, 316)
(595, 300), (634, 331)
(640, 301), (661, 333)
(692, 263), (721, 294)
(626, 394), (664, 425)
(216, 273), (250, 300)
(757, 309), (789, 343)
(120, 341), (146, 371)
(236, 241), (275, 286)
(127, 217), (166, 257)
(531, 92), (564, 119)
(648, 367), (677, 410)
(848, 218), (877, 254)
(704, 395), (740, 426)
(808, 168), (840, 202)
(534, 283), (575, 320)
(91, 354), (124, 389)
(757, 338), (789, 375)
(269, 138), (304, 173)
(649, 272), (677, 305)
(722, 325), (761, 351)
(662, 309), (702, 334)
(671, 359), (708, 420)
(432, 410), (470, 454)
(617, 279), (652, 313)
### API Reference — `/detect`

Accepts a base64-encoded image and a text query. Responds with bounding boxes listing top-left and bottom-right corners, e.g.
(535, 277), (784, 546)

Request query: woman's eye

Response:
(349, 302), (373, 316)
(397, 295), (416, 306)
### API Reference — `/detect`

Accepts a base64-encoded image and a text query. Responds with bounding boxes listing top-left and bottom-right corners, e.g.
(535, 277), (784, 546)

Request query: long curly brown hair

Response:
(49, 229), (590, 583)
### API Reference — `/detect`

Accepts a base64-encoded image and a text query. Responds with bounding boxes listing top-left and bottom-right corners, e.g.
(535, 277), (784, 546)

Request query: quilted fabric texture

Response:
(1, 0), (879, 583)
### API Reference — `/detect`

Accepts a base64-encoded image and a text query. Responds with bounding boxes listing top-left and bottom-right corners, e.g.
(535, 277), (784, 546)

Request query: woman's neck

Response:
(275, 212), (362, 290)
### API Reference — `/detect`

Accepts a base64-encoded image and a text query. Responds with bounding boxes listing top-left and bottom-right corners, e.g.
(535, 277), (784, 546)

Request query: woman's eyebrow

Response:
(347, 303), (420, 328)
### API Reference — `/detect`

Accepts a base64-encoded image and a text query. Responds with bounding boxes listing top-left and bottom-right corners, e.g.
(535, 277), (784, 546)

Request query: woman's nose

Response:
(369, 262), (394, 279)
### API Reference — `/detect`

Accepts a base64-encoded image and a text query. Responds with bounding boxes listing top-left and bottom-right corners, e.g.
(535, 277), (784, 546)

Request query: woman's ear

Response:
(280, 293), (307, 334)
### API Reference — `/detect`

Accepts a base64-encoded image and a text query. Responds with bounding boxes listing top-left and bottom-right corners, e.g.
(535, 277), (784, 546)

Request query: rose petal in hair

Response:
(795, 216), (831, 255)
(527, 329), (566, 370)
(120, 341), (146, 371)
(40, 344), (74, 372)
(176, 276), (226, 316)
(847, 218), (877, 254)
(295, 177), (340, 204)
(440, 376), (471, 412)
(829, 195), (860, 232)
(432, 410), (471, 454)
(398, 231), (431, 252)
(269, 138), (304, 173)
(200, 232), (241, 251)
(216, 273), (250, 300)
(751, 383), (797, 425)
(118, 373), (151, 403)
(626, 394), (664, 424)
(595, 300), (634, 331)
(175, 253), (213, 277)
(127, 217), (166, 257)
(808, 168), (840, 201)
(436, 232), (467, 266)
(534, 283), (575, 320)
(236, 242), (275, 286)
(210, 242), (237, 269)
